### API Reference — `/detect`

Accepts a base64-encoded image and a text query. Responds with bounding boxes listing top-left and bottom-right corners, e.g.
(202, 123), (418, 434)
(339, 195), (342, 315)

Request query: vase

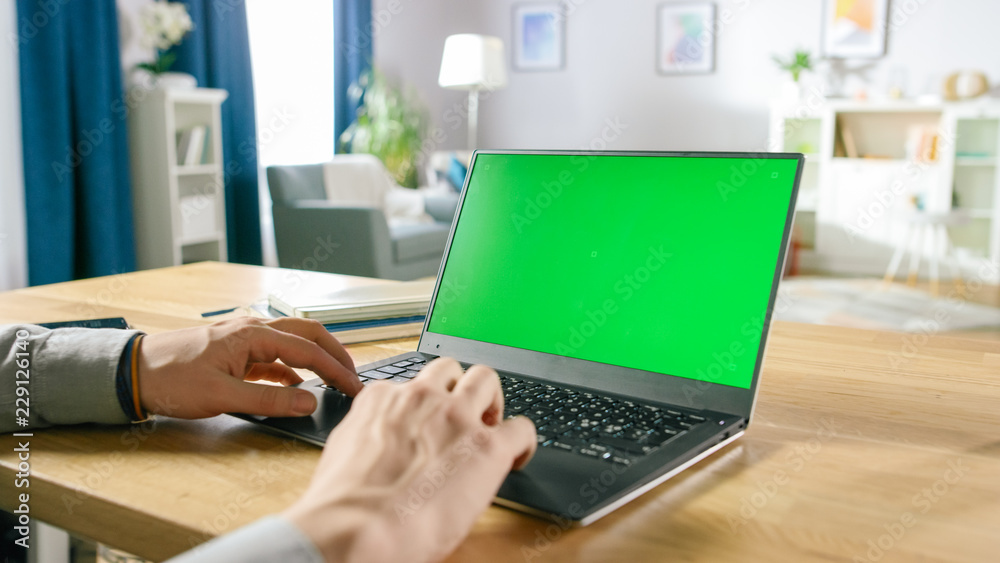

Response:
(129, 69), (198, 91)
(152, 72), (198, 90)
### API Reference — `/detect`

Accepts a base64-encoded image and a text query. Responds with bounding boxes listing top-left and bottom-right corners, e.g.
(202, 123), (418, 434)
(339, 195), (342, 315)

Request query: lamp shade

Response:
(438, 34), (508, 91)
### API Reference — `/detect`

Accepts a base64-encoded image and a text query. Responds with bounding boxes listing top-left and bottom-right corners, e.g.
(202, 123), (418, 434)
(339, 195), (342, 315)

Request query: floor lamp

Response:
(438, 34), (508, 150)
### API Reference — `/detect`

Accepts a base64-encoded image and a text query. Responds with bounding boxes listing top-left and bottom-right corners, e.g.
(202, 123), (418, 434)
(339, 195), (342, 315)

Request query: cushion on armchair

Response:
(321, 154), (434, 225)
(446, 156), (468, 191)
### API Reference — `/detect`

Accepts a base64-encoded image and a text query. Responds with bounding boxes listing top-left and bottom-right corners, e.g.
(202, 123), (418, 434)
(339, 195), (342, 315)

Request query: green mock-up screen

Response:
(427, 153), (798, 389)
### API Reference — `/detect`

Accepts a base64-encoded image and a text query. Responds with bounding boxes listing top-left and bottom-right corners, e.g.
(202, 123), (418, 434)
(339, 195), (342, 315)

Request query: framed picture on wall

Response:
(822, 0), (889, 58)
(656, 2), (716, 75)
(512, 3), (565, 71)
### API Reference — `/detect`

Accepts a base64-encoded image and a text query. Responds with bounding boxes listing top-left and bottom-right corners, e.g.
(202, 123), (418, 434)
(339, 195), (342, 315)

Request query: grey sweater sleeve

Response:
(0, 324), (137, 433)
(1, 327), (327, 563)
(165, 516), (324, 563)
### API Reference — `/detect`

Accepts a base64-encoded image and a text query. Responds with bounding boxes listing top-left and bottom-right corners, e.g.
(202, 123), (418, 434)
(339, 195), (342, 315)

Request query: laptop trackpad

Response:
(234, 381), (353, 445)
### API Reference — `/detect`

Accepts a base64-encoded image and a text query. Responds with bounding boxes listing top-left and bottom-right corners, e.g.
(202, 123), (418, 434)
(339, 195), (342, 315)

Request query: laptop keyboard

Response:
(349, 356), (707, 466)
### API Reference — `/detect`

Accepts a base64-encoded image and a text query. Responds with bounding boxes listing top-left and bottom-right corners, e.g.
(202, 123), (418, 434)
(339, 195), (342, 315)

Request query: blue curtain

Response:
(334, 0), (373, 150)
(172, 0), (262, 265)
(17, 0), (136, 285)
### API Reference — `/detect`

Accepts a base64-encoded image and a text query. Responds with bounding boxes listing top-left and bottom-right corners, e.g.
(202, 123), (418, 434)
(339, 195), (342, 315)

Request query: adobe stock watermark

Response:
(185, 492), (253, 550)
(182, 105), (294, 228)
(264, 234), (348, 311)
(51, 84), (152, 182)
(844, 131), (956, 243)
(680, 287), (795, 406)
(74, 271), (131, 318)
(851, 458), (970, 562)
(727, 417), (839, 533)
(415, 72), (507, 169)
(888, 0), (933, 31)
(555, 244), (673, 356)
(337, 0), (417, 57)
(886, 258), (999, 370)
(715, 151), (773, 202)
(664, 0), (777, 74)
(522, 456), (636, 560)
(60, 394), (186, 517)
(394, 424), (499, 522)
(7, 0), (70, 47)
(509, 116), (628, 234)
(435, 277), (467, 306)
(179, 103), (295, 241)
(717, 85), (830, 203)
(186, 439), (306, 548)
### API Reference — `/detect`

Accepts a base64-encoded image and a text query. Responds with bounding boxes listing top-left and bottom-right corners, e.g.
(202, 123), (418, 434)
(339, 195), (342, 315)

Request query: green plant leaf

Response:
(340, 68), (428, 188)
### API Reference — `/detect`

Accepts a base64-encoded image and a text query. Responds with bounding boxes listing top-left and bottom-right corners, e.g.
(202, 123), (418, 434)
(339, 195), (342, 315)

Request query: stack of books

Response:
(176, 125), (212, 166)
(259, 280), (435, 344)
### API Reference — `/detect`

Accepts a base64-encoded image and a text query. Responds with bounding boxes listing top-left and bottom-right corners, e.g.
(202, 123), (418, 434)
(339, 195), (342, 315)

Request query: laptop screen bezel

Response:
(417, 150), (803, 419)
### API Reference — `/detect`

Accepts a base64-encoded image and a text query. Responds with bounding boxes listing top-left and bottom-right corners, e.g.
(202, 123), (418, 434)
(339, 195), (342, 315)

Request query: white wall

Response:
(374, 0), (1000, 152)
(373, 0), (486, 153)
(0, 0), (27, 290)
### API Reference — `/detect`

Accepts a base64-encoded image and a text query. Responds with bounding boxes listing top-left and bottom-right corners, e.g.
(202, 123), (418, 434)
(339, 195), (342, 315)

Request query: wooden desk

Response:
(1, 263), (998, 562)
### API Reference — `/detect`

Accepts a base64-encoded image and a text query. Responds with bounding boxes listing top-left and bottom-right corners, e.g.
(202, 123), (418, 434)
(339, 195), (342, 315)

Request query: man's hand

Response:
(138, 317), (362, 419)
(283, 358), (537, 563)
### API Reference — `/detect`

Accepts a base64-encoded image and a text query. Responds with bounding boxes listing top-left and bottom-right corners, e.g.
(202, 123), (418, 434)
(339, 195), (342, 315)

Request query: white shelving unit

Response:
(128, 87), (229, 269)
(770, 99), (1000, 282)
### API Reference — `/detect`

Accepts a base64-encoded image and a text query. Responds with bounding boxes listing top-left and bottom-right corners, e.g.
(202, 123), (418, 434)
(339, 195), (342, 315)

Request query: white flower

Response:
(139, 1), (193, 52)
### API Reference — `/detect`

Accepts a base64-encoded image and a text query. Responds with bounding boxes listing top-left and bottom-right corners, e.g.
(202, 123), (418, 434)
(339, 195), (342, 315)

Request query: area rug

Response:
(773, 278), (1000, 333)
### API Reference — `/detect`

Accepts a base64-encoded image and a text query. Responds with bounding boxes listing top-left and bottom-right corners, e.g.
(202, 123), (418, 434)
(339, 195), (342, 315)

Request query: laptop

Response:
(234, 150), (803, 525)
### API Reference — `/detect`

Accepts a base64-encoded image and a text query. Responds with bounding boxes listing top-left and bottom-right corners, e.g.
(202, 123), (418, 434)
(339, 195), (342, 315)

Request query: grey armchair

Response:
(267, 161), (458, 280)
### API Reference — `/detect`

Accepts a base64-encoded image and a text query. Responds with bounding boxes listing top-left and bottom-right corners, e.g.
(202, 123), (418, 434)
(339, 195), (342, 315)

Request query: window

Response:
(246, 0), (334, 166)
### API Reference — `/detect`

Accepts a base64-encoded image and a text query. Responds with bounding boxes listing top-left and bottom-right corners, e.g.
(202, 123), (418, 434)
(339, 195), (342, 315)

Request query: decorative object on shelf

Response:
(512, 3), (565, 71)
(824, 58), (877, 99)
(885, 66), (908, 99)
(657, 2), (715, 75)
(438, 34), (508, 151)
(176, 125), (211, 166)
(821, 0), (888, 59)
(135, 1), (195, 89)
(339, 69), (428, 189)
(904, 125), (940, 163)
(772, 49), (813, 103)
(943, 71), (990, 101)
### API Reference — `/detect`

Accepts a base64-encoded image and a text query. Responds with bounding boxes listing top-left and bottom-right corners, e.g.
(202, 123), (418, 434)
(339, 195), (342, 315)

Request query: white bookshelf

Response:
(770, 99), (1000, 282)
(128, 87), (229, 269)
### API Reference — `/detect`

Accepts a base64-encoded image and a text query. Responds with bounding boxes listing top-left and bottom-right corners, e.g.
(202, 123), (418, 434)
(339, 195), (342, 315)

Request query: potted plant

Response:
(339, 69), (428, 189)
(772, 49), (813, 103)
(135, 1), (195, 89)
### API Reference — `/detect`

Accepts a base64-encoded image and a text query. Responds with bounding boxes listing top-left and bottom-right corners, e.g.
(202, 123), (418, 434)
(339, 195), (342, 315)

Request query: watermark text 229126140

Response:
(11, 328), (34, 550)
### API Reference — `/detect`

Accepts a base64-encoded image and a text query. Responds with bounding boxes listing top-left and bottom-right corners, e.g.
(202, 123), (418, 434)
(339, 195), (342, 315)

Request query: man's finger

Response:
(414, 357), (464, 391)
(453, 364), (504, 425)
(245, 362), (304, 386)
(266, 318), (358, 372)
(220, 378), (318, 417)
(243, 326), (363, 397)
(497, 415), (538, 471)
